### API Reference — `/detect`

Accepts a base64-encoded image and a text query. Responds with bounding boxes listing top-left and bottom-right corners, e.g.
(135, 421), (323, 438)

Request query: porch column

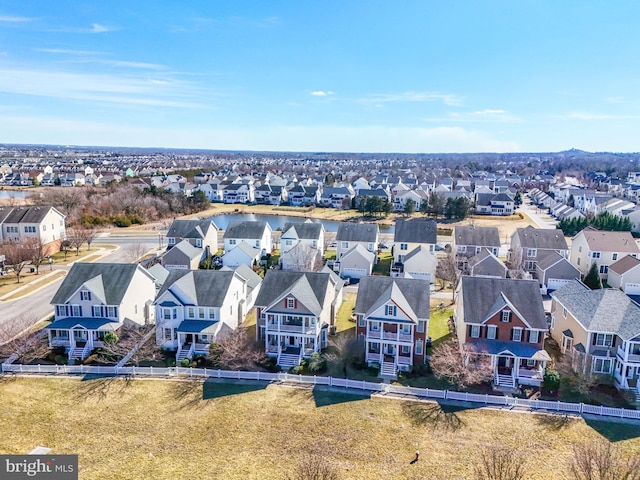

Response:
(514, 358), (519, 379)
(70, 330), (76, 349)
(47, 330), (52, 346)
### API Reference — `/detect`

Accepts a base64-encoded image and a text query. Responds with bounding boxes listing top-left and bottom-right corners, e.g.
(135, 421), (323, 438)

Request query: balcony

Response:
(616, 346), (640, 363)
(390, 262), (404, 274)
(266, 322), (317, 335)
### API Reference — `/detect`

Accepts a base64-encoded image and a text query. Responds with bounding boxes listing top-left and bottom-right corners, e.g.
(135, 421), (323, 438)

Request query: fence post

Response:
(444, 389), (448, 400)
(38, 364), (41, 374)
(150, 366), (153, 376)
(556, 401), (561, 412)
(329, 376), (332, 387)
(579, 403), (584, 414)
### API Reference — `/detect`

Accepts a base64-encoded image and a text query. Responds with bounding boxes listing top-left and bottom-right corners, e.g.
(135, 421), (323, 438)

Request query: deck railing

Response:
(2, 363), (639, 421)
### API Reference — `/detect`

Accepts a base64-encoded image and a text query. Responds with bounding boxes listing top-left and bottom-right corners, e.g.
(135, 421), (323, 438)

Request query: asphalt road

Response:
(0, 235), (159, 329)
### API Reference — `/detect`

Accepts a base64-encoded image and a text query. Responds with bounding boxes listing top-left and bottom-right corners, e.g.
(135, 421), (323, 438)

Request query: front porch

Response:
(366, 342), (414, 379)
(46, 318), (120, 360)
(492, 355), (547, 389)
(175, 320), (218, 362)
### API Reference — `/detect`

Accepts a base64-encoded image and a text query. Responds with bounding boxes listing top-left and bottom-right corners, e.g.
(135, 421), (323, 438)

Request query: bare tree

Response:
(325, 333), (362, 378)
(285, 454), (340, 480)
(93, 324), (158, 366)
(506, 246), (529, 279)
(24, 237), (46, 275)
(558, 350), (596, 396)
(436, 252), (461, 302)
(570, 440), (640, 480)
(66, 228), (86, 256)
(1, 241), (33, 283)
(474, 445), (527, 480)
(124, 242), (150, 263)
(0, 314), (48, 363)
(60, 239), (71, 260)
(429, 340), (494, 390)
(84, 227), (100, 251)
(210, 327), (263, 370)
(282, 244), (323, 272)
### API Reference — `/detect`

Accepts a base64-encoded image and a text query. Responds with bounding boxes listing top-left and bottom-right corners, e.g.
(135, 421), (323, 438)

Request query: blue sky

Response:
(1, 1), (639, 153)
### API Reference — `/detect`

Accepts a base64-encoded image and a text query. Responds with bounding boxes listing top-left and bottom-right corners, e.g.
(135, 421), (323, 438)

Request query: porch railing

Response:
(616, 346), (640, 363)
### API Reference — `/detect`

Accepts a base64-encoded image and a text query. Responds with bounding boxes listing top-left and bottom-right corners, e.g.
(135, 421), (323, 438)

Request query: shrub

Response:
(103, 332), (118, 344)
(290, 365), (304, 374)
(166, 358), (176, 367)
(180, 358), (191, 368)
(543, 368), (561, 393)
(54, 355), (67, 364)
(255, 355), (280, 372)
(306, 352), (327, 373)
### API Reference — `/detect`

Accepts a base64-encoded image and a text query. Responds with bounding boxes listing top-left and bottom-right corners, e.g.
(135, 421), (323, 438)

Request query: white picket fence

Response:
(2, 362), (639, 421)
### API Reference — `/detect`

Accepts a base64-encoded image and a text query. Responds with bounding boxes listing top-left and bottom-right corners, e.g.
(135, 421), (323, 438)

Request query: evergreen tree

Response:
(583, 262), (602, 290)
(514, 192), (523, 208)
(403, 198), (416, 217)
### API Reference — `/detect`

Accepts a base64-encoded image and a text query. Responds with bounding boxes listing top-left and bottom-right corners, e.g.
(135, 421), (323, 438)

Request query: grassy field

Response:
(0, 377), (638, 480)
(429, 306), (454, 348)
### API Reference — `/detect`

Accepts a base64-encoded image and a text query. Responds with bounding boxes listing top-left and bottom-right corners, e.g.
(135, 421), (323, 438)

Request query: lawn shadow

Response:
(76, 374), (132, 401)
(536, 412), (575, 431)
(402, 401), (466, 431)
(584, 418), (640, 442)
(312, 386), (369, 408)
(202, 379), (268, 400)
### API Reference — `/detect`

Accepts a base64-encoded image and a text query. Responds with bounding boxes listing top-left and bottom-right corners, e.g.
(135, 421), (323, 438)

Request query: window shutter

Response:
(294, 299), (298, 309)
(468, 325), (472, 338)
(524, 330), (530, 343)
(592, 334), (597, 346)
(495, 327), (498, 339)
(510, 328), (514, 341)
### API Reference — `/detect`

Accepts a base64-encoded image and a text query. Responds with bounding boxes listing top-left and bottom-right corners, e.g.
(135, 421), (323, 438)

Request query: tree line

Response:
(558, 211), (632, 236)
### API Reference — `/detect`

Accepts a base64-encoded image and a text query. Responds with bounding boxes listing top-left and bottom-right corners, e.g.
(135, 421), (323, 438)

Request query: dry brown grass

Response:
(0, 377), (638, 480)
(0, 270), (66, 299)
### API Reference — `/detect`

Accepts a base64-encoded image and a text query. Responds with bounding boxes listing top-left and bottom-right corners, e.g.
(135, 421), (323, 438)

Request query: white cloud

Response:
(0, 67), (206, 108)
(474, 109), (505, 114)
(551, 112), (640, 121)
(361, 91), (464, 106)
(90, 23), (110, 33)
(0, 15), (31, 23)
(424, 110), (520, 123)
(36, 48), (106, 56)
(310, 90), (334, 96)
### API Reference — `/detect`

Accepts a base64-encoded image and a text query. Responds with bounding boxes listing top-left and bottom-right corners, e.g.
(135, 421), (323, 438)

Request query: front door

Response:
(561, 336), (573, 354)
(289, 336), (296, 346)
(73, 330), (87, 343)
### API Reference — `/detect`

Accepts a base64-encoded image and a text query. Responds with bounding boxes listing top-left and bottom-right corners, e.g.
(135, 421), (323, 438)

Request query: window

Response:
(526, 248), (537, 258)
(401, 324), (411, 334)
(487, 325), (496, 340)
(415, 339), (423, 355)
(195, 239), (202, 247)
(168, 237), (175, 245)
(612, 252), (618, 261)
(593, 358), (613, 374)
(529, 330), (540, 344)
(562, 307), (567, 318)
(164, 328), (172, 341)
(285, 240), (292, 246)
(163, 309), (171, 320)
(208, 309), (215, 319)
(385, 305), (397, 316)
(501, 311), (511, 323)
(457, 245), (467, 253)
(341, 241), (348, 249)
(92, 306), (102, 317)
(594, 333), (613, 347)
(371, 321), (379, 331)
(358, 317), (365, 328)
(400, 243), (408, 251)
(24, 226), (36, 233)
(599, 265), (608, 274)
(71, 305), (82, 317)
(187, 307), (195, 318)
(229, 239), (236, 246)
(401, 345), (410, 354)
(577, 257), (581, 266)
(417, 320), (425, 333)
(525, 260), (536, 271)
(592, 251), (601, 259)
(42, 225), (46, 231)
(287, 298), (295, 309)
(198, 308), (205, 319)
(471, 325), (480, 338)
(578, 245), (582, 253)
(107, 306), (117, 318)
(526, 359), (536, 367)
(512, 327), (523, 342)
(80, 291), (91, 301)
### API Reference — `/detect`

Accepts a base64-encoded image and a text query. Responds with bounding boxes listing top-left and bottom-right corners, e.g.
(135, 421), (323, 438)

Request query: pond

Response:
(208, 212), (395, 233)
(0, 190), (27, 199)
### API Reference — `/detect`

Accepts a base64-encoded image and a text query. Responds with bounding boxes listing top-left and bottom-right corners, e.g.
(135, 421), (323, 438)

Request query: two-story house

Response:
(165, 218), (219, 254)
(452, 225), (500, 273)
(280, 221), (325, 256)
(608, 255), (640, 295)
(550, 280), (640, 394)
(355, 276), (430, 377)
(569, 227), (640, 282)
(334, 222), (379, 280)
(255, 270), (344, 368)
(154, 269), (258, 362)
(390, 218), (437, 282)
(455, 276), (551, 389)
(47, 263), (157, 360)
(0, 205), (66, 254)
(509, 226), (569, 275)
(222, 182), (255, 204)
(223, 220), (272, 255)
(475, 193), (515, 216)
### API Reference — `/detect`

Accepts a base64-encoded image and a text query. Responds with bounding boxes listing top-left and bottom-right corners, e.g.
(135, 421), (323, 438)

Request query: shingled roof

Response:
(336, 222), (379, 242)
(255, 270), (334, 316)
(551, 280), (640, 341)
(354, 276), (430, 321)
(459, 276), (547, 329)
(157, 270), (237, 307)
(393, 218), (437, 244)
(454, 225), (500, 247)
(223, 220), (269, 239)
(513, 226), (568, 251)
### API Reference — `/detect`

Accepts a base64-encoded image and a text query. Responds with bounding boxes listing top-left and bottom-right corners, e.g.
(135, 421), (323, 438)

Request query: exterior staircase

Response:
(495, 374), (515, 389)
(277, 352), (301, 369)
(176, 344), (194, 363)
(68, 345), (90, 361)
(380, 362), (397, 378)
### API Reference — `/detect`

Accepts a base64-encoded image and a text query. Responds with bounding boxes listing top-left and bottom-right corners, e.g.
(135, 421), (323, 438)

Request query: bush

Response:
(306, 352), (327, 373)
(543, 368), (561, 393)
(166, 358), (176, 367)
(103, 332), (118, 344)
(255, 355), (280, 372)
(180, 358), (191, 368)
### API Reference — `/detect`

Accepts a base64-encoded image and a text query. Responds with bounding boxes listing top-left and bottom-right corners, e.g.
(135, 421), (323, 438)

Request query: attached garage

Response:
(624, 283), (640, 295)
(547, 278), (571, 292)
(340, 267), (368, 279)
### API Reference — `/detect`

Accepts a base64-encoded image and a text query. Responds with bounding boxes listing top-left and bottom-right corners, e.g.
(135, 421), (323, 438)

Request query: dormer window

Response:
(501, 311), (511, 323)
(385, 305), (397, 316)
(612, 252), (618, 261)
(80, 290), (91, 301)
(526, 249), (537, 258)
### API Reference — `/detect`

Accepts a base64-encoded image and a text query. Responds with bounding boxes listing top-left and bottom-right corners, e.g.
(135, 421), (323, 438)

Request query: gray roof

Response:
(223, 220), (269, 239)
(336, 222), (379, 242)
(551, 280), (640, 341)
(46, 317), (120, 331)
(466, 339), (551, 360)
(460, 276), (547, 329)
(282, 221), (323, 240)
(354, 276), (430, 321)
(51, 263), (144, 305)
(393, 218), (437, 244)
(468, 249), (507, 277)
(1, 205), (64, 224)
(166, 218), (217, 239)
(164, 239), (202, 261)
(454, 225), (500, 248)
(255, 270), (335, 316)
(535, 250), (568, 270)
(513, 226), (568, 251)
(157, 270), (237, 307)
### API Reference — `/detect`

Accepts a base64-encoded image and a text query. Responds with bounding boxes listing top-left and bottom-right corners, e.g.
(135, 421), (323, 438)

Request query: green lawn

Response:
(429, 307), (454, 348)
(372, 251), (393, 275)
(0, 377), (638, 480)
(335, 292), (357, 333)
